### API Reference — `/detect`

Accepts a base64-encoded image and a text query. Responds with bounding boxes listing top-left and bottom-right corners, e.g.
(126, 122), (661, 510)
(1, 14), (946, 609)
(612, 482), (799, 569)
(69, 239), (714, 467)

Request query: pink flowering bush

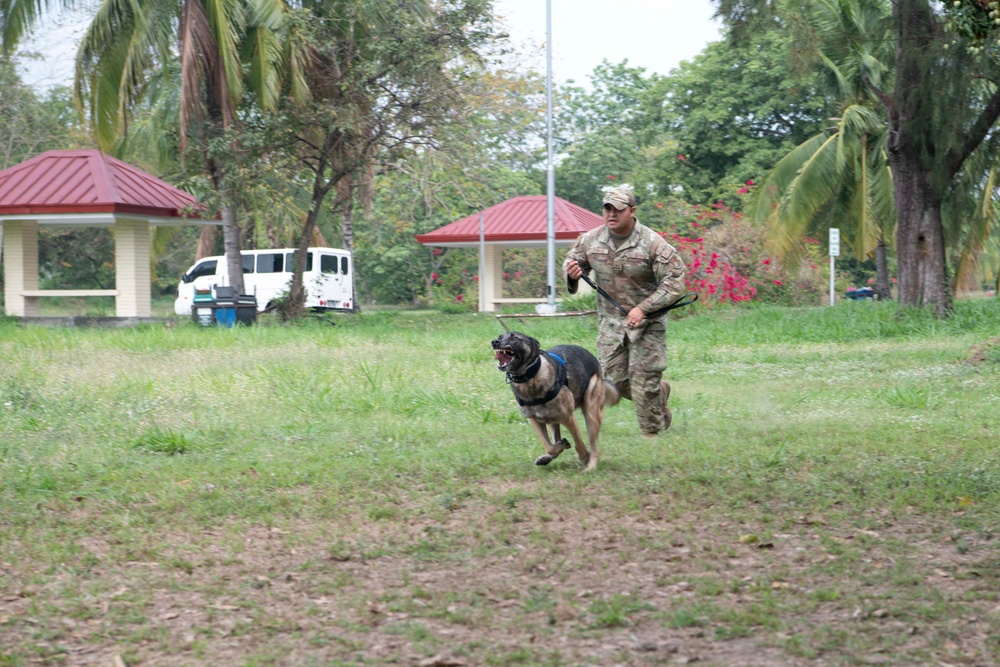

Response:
(645, 199), (825, 307)
(666, 233), (757, 306)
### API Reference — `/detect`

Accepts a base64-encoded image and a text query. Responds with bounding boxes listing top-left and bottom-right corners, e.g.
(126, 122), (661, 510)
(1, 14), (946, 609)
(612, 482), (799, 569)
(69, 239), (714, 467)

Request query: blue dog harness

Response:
(507, 351), (567, 407)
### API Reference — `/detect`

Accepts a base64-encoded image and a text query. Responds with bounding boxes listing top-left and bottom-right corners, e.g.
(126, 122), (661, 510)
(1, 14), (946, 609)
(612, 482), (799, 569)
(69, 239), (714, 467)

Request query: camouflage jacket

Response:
(564, 220), (685, 340)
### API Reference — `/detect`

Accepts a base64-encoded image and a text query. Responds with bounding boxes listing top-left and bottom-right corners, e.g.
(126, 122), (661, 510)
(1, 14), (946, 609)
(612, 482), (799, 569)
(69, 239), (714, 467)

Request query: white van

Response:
(174, 247), (354, 315)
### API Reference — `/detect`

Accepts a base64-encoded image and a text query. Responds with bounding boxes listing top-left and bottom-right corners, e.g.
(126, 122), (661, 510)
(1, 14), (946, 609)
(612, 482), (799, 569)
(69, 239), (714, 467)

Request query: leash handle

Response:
(577, 271), (698, 318)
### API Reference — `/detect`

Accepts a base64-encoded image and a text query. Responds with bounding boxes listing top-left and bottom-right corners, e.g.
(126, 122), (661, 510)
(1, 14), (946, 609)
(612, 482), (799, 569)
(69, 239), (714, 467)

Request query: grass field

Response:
(1, 300), (999, 666)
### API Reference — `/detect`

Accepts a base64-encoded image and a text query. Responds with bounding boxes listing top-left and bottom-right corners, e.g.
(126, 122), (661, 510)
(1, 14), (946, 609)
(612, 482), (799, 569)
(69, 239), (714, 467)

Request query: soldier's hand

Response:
(626, 306), (646, 329)
(566, 259), (583, 280)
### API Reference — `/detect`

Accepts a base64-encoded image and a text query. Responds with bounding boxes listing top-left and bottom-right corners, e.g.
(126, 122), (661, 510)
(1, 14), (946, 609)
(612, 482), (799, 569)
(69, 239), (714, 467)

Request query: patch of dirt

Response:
(967, 336), (1000, 364)
(2, 499), (999, 666)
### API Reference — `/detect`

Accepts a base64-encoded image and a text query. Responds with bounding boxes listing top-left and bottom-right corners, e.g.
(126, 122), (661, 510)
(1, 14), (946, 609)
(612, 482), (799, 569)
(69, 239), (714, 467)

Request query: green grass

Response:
(1, 299), (1000, 665)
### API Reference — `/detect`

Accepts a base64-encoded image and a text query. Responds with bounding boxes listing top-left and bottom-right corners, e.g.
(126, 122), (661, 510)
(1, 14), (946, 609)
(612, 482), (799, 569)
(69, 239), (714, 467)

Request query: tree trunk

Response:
(220, 200), (245, 296)
(195, 225), (216, 261)
(340, 175), (355, 254)
(887, 142), (953, 316)
(873, 234), (892, 301)
(881, 0), (951, 317)
(281, 203), (320, 322)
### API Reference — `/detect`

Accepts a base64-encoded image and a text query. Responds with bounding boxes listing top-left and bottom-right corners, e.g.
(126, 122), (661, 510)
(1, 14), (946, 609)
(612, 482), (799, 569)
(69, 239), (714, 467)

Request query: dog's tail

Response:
(603, 380), (620, 407)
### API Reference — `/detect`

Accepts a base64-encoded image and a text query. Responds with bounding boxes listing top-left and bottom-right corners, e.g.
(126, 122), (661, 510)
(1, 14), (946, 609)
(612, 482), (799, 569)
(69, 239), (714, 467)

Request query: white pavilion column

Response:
(481, 244), (503, 313)
(3, 220), (40, 317)
(114, 218), (151, 317)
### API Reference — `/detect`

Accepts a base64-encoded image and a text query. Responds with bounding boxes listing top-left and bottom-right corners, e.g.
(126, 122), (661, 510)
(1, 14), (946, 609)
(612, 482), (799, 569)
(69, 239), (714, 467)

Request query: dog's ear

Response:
(527, 335), (540, 356)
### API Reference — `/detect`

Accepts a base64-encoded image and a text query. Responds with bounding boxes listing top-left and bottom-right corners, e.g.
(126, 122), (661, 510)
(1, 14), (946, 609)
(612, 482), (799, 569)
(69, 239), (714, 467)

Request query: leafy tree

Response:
(0, 57), (81, 168)
(554, 61), (672, 210)
(716, 0), (1000, 314)
(749, 0), (895, 300)
(262, 0), (497, 319)
(658, 29), (834, 207)
(353, 148), (539, 306)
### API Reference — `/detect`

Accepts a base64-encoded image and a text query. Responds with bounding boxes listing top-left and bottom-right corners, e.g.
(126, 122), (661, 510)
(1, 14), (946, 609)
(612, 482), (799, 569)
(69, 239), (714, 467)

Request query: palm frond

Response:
(202, 0), (244, 125)
(777, 132), (841, 251)
(953, 165), (997, 292)
(749, 132), (831, 227)
(243, 24), (281, 110)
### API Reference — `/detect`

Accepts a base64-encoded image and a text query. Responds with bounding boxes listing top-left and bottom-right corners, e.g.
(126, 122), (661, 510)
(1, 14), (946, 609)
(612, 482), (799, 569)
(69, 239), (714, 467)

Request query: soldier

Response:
(564, 186), (686, 437)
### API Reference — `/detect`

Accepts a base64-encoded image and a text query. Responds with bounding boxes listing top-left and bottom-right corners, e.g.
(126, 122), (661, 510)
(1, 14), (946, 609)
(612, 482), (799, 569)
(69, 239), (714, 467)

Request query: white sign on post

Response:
(828, 228), (840, 306)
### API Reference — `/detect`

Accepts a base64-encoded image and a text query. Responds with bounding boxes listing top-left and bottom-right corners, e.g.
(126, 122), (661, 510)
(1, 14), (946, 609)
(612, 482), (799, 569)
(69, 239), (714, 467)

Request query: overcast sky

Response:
(17, 0), (723, 91)
(493, 0), (723, 85)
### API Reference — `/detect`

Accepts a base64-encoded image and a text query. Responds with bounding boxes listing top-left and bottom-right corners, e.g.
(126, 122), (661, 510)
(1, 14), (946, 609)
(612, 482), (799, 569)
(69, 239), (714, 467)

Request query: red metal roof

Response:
(414, 195), (603, 246)
(0, 149), (204, 218)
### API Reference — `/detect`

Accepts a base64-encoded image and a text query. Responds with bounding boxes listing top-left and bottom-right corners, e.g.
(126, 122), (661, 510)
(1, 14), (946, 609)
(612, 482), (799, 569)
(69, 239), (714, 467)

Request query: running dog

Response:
(491, 331), (619, 470)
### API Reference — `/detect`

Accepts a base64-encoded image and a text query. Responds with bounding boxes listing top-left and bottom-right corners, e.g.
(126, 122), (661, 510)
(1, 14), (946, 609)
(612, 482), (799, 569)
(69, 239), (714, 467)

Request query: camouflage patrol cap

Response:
(603, 186), (636, 210)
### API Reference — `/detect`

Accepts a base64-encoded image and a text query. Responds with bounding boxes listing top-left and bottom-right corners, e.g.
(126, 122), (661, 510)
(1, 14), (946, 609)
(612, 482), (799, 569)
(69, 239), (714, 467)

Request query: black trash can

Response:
(235, 294), (258, 326)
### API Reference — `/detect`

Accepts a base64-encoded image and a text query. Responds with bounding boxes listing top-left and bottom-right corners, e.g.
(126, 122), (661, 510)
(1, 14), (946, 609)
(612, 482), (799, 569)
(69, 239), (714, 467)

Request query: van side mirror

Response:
(181, 273), (192, 284)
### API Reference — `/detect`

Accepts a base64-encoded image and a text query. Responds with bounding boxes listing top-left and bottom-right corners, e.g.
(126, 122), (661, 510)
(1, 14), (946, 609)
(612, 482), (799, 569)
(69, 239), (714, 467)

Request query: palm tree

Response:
(751, 104), (895, 299)
(750, 0), (896, 299)
(1, 0), (292, 295)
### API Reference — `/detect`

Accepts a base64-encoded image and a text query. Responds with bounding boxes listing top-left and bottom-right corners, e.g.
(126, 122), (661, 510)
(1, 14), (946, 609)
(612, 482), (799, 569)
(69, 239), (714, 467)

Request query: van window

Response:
(341, 256), (350, 275)
(187, 259), (217, 282)
(241, 254), (254, 273)
(257, 253), (284, 273)
(321, 254), (338, 274)
(285, 252), (313, 272)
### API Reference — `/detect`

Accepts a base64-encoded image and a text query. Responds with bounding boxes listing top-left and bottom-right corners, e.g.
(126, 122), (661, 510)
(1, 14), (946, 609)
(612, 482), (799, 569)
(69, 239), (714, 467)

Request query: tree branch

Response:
(944, 84), (1000, 180)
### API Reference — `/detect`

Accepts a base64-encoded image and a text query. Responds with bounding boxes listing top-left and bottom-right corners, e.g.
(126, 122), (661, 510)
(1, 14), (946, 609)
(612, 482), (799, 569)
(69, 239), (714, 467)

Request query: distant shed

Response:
(0, 150), (216, 318)
(415, 195), (602, 311)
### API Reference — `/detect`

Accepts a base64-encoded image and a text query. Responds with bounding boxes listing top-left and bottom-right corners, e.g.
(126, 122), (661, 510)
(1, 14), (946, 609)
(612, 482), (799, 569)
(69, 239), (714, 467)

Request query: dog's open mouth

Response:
(495, 347), (515, 370)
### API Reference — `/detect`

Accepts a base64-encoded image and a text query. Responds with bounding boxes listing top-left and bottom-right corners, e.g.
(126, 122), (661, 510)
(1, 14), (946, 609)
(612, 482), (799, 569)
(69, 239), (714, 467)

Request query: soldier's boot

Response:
(661, 380), (672, 431)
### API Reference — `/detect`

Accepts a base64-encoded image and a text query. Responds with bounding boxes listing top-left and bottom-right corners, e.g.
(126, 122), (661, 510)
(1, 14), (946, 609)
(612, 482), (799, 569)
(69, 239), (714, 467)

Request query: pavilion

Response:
(0, 150), (214, 318)
(415, 195), (603, 312)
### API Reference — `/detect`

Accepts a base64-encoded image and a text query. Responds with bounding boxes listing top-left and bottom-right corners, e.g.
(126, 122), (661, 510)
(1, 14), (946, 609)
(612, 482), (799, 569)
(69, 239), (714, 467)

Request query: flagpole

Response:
(544, 0), (556, 312)
(479, 212), (485, 312)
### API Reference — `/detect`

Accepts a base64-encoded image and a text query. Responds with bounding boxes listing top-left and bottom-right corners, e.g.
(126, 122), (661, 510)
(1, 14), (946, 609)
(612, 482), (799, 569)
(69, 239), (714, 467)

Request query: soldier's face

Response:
(603, 203), (636, 237)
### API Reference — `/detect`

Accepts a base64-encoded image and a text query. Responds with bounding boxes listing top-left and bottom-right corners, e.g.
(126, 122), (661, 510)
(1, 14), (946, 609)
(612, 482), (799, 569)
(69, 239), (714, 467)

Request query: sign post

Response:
(828, 227), (840, 306)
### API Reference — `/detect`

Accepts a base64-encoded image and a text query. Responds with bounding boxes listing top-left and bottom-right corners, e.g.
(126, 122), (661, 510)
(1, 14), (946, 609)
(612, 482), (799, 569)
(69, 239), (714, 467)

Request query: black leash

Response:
(578, 272), (698, 318)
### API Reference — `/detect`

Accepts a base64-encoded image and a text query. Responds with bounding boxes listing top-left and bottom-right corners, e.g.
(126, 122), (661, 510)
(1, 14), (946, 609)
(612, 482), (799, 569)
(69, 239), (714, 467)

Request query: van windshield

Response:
(185, 259), (217, 282)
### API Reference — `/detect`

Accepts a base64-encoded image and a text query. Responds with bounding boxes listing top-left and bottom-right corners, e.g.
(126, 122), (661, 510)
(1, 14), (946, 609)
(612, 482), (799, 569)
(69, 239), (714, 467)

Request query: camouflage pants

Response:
(597, 322), (668, 434)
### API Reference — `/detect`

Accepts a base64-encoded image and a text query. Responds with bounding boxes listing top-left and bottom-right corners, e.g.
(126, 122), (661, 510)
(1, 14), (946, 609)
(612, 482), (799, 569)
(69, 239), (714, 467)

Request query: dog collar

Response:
(506, 356), (542, 384)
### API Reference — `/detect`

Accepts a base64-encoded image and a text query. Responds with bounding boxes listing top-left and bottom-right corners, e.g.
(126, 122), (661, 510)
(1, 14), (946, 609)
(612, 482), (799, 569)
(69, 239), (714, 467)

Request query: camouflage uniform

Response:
(564, 220), (685, 434)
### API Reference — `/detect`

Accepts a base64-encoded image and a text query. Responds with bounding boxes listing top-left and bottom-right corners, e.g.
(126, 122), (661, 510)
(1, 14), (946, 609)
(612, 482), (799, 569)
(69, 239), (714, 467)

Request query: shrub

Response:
(650, 200), (826, 307)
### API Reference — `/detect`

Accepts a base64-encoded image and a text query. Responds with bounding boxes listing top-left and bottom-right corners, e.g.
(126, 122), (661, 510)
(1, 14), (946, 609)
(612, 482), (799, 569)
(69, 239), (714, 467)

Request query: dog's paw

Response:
(557, 438), (571, 451)
(535, 455), (554, 466)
